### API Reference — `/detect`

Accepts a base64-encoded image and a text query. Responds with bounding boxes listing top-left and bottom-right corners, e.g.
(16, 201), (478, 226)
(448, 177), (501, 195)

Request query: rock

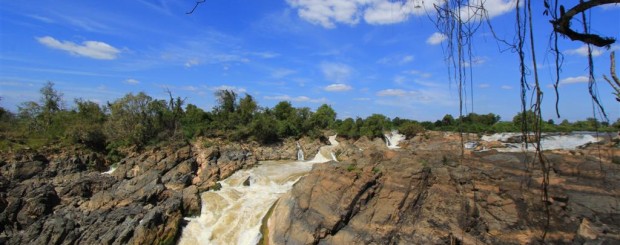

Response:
(268, 141), (620, 244)
(243, 176), (251, 186)
(131, 198), (183, 245)
(577, 218), (598, 240)
(181, 186), (200, 216)
(15, 184), (60, 227)
(10, 161), (45, 180)
(0, 143), (212, 244)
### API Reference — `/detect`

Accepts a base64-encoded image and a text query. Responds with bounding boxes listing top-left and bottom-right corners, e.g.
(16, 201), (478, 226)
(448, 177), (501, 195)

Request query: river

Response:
(178, 136), (340, 245)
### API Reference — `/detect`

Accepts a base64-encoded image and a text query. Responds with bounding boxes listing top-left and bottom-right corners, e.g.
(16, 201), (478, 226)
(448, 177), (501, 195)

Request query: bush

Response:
(399, 122), (425, 138)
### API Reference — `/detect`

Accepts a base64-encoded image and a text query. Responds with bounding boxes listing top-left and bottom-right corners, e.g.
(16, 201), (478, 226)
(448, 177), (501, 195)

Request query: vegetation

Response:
(0, 83), (617, 157)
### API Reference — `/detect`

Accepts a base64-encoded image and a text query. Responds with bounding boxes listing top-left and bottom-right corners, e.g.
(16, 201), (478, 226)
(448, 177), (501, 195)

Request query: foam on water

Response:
(296, 142), (304, 161)
(384, 130), (406, 149)
(102, 165), (117, 175)
(178, 136), (340, 245)
(481, 132), (601, 152)
(480, 132), (521, 142)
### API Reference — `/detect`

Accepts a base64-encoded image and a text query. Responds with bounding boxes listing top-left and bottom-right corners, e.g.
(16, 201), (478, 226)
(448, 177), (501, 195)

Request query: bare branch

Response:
(550, 0), (619, 47)
(603, 51), (620, 102)
(186, 0), (206, 15)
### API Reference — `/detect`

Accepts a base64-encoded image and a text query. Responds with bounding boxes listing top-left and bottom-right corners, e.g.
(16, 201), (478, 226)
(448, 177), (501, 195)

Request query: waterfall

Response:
(102, 164), (117, 175)
(309, 135), (339, 163)
(296, 142), (305, 161)
(384, 130), (406, 149)
(178, 135), (342, 245)
(330, 152), (338, 162)
(480, 132), (602, 152)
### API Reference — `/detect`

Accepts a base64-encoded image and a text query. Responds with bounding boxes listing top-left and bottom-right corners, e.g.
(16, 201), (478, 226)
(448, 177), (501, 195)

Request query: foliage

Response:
(308, 104), (336, 130)
(336, 118), (359, 138)
(249, 112), (279, 144)
(2, 84), (617, 154)
(104, 92), (156, 147)
(398, 121), (425, 138)
(359, 114), (389, 139)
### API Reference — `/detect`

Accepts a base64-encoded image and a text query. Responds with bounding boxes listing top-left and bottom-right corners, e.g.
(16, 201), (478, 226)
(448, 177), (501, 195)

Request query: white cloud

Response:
(353, 97), (371, 101)
(501, 85), (513, 90)
(401, 55), (414, 64)
(426, 32), (447, 45)
(264, 94), (327, 103)
(287, 0), (515, 28)
(36, 36), (120, 60)
(406, 70), (432, 78)
(460, 0), (518, 20)
(321, 62), (352, 82)
(185, 58), (200, 68)
(125, 79), (140, 84)
(285, 0), (362, 28)
(478, 83), (490, 88)
(377, 54), (414, 65)
(377, 89), (408, 97)
(181, 86), (199, 92)
(27, 14), (55, 23)
(211, 85), (247, 93)
(324, 83), (352, 92)
(565, 45), (604, 57)
(394, 76), (406, 85)
(272, 69), (296, 79)
(560, 75), (589, 85)
(376, 88), (456, 106)
(363, 0), (426, 25)
(249, 51), (280, 59)
(463, 56), (488, 67)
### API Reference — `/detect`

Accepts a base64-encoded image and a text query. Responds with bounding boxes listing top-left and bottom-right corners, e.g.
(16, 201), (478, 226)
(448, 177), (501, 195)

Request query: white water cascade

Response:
(384, 130), (406, 149)
(296, 142), (304, 161)
(178, 136), (340, 245)
(102, 164), (117, 175)
(480, 132), (602, 152)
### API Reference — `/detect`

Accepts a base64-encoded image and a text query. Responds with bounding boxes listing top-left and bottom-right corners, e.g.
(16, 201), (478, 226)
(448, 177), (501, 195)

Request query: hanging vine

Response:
(429, 0), (619, 242)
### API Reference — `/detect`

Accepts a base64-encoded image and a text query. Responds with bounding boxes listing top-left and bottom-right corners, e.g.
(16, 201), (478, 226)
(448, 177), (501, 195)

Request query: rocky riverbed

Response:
(0, 137), (321, 245)
(267, 132), (620, 244)
(1, 132), (618, 244)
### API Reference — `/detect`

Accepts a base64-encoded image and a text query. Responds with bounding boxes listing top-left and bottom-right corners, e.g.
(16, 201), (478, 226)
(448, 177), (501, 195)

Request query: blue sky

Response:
(1, 0), (619, 122)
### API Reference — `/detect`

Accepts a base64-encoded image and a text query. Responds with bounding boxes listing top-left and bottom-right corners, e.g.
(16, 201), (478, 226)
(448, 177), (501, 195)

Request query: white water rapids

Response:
(178, 137), (339, 245)
(384, 130), (406, 149)
(480, 132), (602, 152)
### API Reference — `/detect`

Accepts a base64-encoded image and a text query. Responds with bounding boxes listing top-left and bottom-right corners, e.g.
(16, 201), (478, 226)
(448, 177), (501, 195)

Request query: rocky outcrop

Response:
(0, 138), (265, 245)
(251, 137), (322, 161)
(269, 132), (620, 244)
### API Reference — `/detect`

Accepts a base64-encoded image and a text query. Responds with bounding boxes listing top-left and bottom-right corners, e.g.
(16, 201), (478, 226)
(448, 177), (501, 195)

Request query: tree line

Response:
(0, 82), (618, 158)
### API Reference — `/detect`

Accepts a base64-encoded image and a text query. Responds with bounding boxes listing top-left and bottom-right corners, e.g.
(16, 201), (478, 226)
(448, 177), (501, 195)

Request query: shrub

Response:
(399, 121), (425, 138)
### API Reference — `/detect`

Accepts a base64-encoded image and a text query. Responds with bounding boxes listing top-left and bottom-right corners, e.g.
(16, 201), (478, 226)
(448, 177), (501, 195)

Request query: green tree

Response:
(66, 99), (107, 149)
(337, 118), (359, 138)
(238, 94), (257, 124)
(512, 110), (541, 129)
(104, 92), (156, 147)
(39, 81), (64, 127)
(360, 114), (389, 139)
(18, 101), (42, 131)
(274, 101), (295, 121)
(214, 90), (237, 114)
(181, 104), (211, 138)
(399, 121), (424, 138)
(249, 113), (278, 144)
(308, 104), (336, 130)
(441, 114), (455, 127)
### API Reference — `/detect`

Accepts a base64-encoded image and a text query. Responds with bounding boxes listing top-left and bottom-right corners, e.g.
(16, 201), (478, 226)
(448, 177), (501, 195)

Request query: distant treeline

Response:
(0, 82), (618, 159)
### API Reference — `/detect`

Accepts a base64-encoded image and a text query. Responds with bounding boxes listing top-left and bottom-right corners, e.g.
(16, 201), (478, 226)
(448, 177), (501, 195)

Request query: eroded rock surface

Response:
(0, 136), (305, 245)
(269, 132), (620, 244)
